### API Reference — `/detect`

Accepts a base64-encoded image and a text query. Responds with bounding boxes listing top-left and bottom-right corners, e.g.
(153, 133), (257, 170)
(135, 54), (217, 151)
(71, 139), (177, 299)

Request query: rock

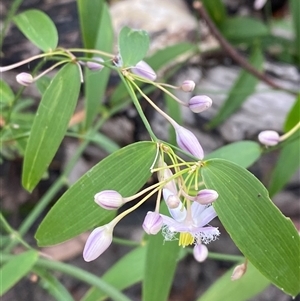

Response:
(110, 0), (197, 54)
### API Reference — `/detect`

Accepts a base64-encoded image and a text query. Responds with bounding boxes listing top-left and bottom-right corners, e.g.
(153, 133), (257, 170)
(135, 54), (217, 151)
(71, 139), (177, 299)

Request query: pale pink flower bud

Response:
(16, 72), (33, 86)
(142, 211), (163, 235)
(181, 80), (195, 92)
(94, 190), (124, 210)
(231, 262), (248, 280)
(131, 60), (157, 81)
(174, 124), (204, 159)
(193, 244), (208, 262)
(83, 224), (113, 261)
(86, 57), (104, 71)
(188, 95), (212, 113)
(254, 0), (267, 10)
(258, 130), (280, 146)
(195, 189), (218, 205)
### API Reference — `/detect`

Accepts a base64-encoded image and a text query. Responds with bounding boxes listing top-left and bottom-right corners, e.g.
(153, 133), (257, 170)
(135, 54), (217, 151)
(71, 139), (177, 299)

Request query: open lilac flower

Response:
(160, 199), (220, 257)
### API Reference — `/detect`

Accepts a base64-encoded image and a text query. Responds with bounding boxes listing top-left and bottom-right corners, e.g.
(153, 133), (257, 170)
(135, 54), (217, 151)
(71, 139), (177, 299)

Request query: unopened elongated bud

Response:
(142, 211), (163, 235)
(83, 223), (113, 261)
(258, 130), (280, 146)
(94, 190), (124, 210)
(16, 72), (33, 86)
(195, 189), (218, 205)
(173, 123), (204, 159)
(193, 244), (208, 262)
(181, 80), (195, 92)
(188, 95), (212, 113)
(86, 57), (104, 71)
(131, 60), (157, 81)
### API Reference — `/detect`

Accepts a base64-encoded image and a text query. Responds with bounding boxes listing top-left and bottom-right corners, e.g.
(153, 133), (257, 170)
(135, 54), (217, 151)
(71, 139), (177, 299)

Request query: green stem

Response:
(0, 254), (132, 301)
(0, 0), (23, 50)
(0, 213), (32, 250)
(208, 252), (244, 262)
(5, 102), (130, 252)
(113, 237), (141, 247)
(119, 73), (158, 141)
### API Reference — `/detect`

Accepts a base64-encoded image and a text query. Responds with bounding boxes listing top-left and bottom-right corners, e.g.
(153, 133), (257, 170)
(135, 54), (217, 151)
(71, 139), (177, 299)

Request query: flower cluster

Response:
(81, 61), (220, 263)
(83, 144), (220, 263)
(1, 49), (220, 264)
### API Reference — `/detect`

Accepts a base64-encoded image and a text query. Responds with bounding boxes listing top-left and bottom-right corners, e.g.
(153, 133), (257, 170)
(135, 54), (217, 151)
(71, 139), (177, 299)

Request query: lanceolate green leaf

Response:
(22, 63), (81, 192)
(142, 204), (180, 301)
(119, 26), (150, 67)
(77, 0), (105, 50)
(201, 159), (300, 296)
(84, 3), (113, 129)
(205, 141), (261, 168)
(13, 9), (58, 51)
(35, 142), (157, 246)
(82, 246), (146, 301)
(0, 250), (38, 296)
(197, 262), (270, 301)
(209, 46), (264, 128)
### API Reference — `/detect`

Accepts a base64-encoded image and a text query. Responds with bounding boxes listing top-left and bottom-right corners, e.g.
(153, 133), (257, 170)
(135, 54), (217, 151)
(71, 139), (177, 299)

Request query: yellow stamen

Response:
(179, 232), (194, 247)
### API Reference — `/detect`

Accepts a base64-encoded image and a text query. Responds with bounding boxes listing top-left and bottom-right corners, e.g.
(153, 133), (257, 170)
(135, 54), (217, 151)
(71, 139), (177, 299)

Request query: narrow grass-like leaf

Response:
(0, 250), (38, 296)
(146, 42), (197, 71)
(119, 26), (150, 67)
(0, 80), (14, 105)
(142, 204), (180, 301)
(164, 93), (182, 146)
(84, 3), (113, 129)
(34, 267), (74, 301)
(35, 142), (156, 246)
(221, 17), (269, 42)
(77, 0), (104, 50)
(22, 63), (81, 192)
(197, 262), (270, 301)
(82, 246), (146, 301)
(201, 159), (300, 296)
(284, 94), (300, 132)
(268, 138), (300, 197)
(13, 9), (58, 51)
(202, 0), (226, 27)
(290, 0), (300, 65)
(205, 141), (261, 168)
(209, 46), (264, 128)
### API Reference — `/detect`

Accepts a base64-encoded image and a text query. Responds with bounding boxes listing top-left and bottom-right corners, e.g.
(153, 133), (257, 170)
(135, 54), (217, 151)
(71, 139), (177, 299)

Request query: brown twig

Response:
(193, 1), (297, 95)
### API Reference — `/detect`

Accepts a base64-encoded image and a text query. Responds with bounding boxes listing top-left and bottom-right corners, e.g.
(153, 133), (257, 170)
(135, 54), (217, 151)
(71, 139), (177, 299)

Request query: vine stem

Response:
(193, 1), (298, 96)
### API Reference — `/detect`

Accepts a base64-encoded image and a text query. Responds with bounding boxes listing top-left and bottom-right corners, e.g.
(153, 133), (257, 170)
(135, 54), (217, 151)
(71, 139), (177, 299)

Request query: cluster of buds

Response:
(83, 144), (220, 263)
